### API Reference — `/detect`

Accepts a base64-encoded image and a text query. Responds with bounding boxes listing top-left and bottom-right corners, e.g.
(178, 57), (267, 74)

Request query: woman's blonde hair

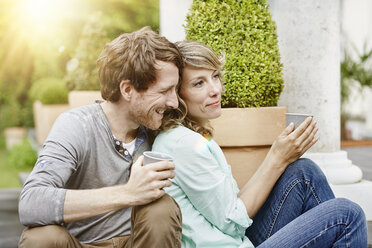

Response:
(160, 40), (224, 136)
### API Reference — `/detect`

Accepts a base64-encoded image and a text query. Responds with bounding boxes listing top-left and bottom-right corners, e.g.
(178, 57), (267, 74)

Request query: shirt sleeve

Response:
(171, 132), (252, 237)
(18, 112), (86, 227)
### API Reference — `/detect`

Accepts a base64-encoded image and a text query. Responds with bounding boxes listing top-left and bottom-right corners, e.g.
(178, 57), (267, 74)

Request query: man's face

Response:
(129, 61), (179, 130)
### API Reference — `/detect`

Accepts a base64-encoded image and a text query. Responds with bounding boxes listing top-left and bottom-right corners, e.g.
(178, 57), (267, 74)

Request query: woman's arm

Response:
(238, 117), (318, 217)
(154, 130), (251, 236)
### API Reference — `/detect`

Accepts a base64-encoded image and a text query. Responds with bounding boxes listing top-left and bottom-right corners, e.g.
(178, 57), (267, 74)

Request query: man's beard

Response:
(129, 108), (161, 130)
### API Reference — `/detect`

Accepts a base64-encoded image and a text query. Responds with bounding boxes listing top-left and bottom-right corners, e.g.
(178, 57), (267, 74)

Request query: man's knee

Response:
(18, 225), (78, 248)
(131, 194), (182, 247)
(133, 193), (182, 228)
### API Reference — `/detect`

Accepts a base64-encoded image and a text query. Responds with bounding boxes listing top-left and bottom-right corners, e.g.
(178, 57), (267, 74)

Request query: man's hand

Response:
(63, 155), (175, 223)
(269, 116), (319, 170)
(123, 155), (176, 206)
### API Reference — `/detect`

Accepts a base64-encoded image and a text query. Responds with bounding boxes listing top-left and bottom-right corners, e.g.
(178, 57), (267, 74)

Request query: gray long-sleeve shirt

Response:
(18, 102), (151, 243)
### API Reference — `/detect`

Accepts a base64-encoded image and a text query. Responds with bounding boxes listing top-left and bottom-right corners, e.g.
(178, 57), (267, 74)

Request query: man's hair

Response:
(97, 27), (183, 102)
(160, 40), (225, 136)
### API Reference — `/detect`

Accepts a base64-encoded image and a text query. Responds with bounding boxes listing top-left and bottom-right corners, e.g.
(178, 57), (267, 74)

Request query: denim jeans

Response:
(246, 158), (368, 248)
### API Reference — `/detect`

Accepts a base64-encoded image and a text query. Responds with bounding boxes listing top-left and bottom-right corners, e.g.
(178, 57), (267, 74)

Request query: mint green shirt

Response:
(153, 126), (254, 248)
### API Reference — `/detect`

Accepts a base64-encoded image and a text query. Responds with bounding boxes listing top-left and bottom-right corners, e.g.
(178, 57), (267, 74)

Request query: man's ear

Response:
(120, 79), (133, 101)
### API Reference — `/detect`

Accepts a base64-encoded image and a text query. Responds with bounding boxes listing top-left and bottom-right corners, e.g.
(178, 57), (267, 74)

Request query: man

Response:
(18, 27), (183, 247)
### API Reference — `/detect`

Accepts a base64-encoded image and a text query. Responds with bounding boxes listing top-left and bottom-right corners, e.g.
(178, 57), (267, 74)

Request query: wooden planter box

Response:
(33, 101), (70, 145)
(3, 127), (27, 150)
(68, 91), (102, 109)
(210, 107), (287, 189)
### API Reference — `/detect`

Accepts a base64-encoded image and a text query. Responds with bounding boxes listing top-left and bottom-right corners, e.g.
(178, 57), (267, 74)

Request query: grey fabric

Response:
(18, 102), (151, 243)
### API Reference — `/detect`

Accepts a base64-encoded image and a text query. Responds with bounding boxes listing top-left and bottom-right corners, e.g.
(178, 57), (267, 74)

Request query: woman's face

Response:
(180, 65), (222, 125)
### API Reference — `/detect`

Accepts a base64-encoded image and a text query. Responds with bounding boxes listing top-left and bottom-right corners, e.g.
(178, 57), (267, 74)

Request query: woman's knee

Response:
(332, 198), (366, 225)
(18, 225), (75, 248)
(287, 158), (326, 180)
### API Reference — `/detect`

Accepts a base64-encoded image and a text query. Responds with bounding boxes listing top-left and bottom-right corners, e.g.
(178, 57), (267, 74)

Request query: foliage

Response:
(0, 133), (5, 149)
(8, 138), (37, 170)
(0, 148), (30, 188)
(341, 47), (372, 105)
(29, 77), (68, 104)
(0, 93), (33, 129)
(65, 12), (109, 91)
(185, 0), (283, 108)
(89, 0), (160, 37)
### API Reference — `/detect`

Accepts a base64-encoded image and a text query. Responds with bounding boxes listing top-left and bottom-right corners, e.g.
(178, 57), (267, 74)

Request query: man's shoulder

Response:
(67, 103), (101, 117)
(58, 103), (101, 123)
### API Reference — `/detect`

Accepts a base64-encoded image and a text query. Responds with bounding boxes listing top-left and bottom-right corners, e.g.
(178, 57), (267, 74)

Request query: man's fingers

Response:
(146, 160), (175, 171)
(155, 170), (176, 180)
(158, 179), (172, 189)
(133, 156), (144, 168)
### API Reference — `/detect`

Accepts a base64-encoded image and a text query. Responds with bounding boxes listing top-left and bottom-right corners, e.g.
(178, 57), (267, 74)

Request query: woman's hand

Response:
(268, 116), (319, 170)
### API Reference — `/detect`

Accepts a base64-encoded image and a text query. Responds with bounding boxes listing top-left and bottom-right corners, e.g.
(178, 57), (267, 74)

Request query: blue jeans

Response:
(246, 158), (368, 248)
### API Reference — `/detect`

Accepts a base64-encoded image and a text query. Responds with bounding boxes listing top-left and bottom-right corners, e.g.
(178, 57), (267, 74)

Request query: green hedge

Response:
(29, 77), (68, 105)
(185, 0), (283, 107)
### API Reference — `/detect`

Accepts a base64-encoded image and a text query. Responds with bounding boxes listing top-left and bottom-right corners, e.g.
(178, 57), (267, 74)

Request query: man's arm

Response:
(63, 156), (175, 223)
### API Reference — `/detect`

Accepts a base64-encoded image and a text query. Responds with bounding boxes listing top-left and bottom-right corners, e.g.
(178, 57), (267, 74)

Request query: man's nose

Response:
(166, 90), (179, 109)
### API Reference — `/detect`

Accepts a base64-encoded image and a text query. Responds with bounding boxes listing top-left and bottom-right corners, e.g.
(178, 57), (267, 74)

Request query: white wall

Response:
(159, 0), (192, 42)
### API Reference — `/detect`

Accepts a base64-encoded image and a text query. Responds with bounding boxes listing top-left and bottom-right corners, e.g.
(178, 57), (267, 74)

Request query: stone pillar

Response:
(159, 0), (193, 42)
(268, 0), (363, 185)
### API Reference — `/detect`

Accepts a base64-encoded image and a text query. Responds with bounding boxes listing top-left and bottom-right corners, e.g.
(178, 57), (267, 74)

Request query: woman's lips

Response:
(207, 100), (220, 107)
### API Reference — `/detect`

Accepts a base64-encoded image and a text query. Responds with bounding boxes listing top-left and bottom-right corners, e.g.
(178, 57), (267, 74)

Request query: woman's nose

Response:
(209, 81), (221, 96)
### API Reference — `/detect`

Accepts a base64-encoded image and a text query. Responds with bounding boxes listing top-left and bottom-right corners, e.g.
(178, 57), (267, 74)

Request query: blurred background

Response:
(0, 0), (159, 187)
(0, 0), (372, 186)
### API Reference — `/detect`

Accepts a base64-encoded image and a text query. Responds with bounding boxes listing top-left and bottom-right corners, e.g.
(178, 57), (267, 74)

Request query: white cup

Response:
(143, 151), (173, 166)
(286, 113), (313, 130)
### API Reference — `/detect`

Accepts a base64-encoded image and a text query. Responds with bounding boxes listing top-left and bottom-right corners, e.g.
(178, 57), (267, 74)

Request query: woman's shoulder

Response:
(158, 125), (201, 140)
(154, 126), (205, 148)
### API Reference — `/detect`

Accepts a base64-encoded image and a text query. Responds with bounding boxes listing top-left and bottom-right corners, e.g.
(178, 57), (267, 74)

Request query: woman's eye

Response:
(213, 73), (220, 79)
(193, 80), (203, 87)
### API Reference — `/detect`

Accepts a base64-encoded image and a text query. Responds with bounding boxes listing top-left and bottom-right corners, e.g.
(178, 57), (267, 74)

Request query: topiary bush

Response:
(185, 0), (284, 108)
(29, 77), (68, 105)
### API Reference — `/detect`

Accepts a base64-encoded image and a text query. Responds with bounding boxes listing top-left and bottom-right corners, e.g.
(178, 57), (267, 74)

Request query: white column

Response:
(159, 0), (193, 42)
(268, 0), (363, 185)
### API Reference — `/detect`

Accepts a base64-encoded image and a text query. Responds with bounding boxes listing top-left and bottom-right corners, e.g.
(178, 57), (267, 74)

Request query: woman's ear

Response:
(120, 79), (132, 101)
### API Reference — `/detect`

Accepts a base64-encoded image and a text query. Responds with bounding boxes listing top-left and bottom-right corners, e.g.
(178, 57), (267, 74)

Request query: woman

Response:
(152, 41), (367, 247)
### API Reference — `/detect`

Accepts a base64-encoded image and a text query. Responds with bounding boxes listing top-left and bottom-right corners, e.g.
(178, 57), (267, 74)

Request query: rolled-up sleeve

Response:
(171, 133), (252, 237)
(18, 113), (85, 227)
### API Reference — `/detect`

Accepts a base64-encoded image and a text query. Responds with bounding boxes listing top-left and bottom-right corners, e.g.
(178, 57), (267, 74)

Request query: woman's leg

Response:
(257, 198), (367, 248)
(246, 158), (335, 245)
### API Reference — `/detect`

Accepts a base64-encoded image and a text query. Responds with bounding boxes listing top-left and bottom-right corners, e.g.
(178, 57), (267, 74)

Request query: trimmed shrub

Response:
(29, 77), (68, 104)
(185, 0), (284, 107)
